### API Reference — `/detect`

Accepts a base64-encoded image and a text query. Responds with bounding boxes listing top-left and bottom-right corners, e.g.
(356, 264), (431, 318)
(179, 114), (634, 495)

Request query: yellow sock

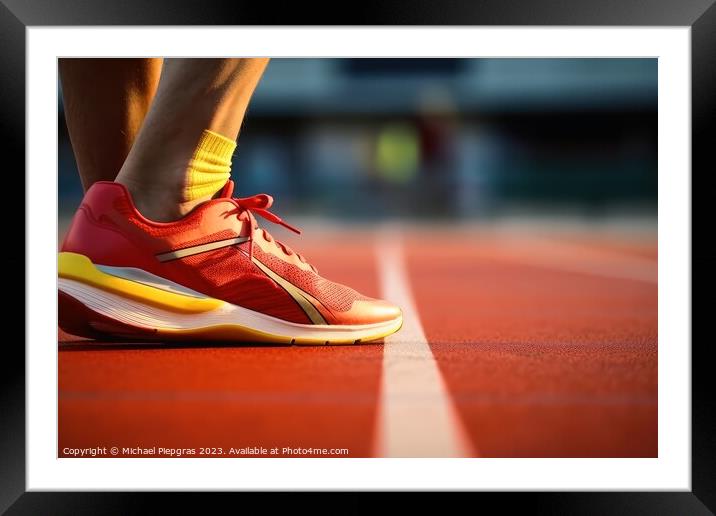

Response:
(184, 129), (237, 201)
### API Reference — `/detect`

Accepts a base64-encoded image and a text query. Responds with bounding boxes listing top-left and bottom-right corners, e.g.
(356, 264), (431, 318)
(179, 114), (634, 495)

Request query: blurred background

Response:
(58, 58), (657, 222)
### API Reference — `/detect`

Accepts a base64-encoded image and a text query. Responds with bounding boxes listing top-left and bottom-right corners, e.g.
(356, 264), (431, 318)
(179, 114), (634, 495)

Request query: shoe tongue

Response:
(219, 180), (235, 198)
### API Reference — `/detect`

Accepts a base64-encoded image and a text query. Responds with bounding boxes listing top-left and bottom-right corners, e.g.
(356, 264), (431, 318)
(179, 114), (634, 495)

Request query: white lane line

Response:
(375, 232), (474, 458)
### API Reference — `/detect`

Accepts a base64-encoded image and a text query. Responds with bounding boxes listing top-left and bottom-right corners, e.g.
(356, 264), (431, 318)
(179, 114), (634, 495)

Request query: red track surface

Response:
(58, 226), (657, 458)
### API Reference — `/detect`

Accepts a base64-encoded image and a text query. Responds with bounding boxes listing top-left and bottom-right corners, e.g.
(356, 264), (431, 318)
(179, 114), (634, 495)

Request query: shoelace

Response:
(229, 194), (315, 271)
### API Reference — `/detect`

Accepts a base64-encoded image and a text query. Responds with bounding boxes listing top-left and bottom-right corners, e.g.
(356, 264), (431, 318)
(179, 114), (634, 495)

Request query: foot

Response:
(58, 180), (403, 345)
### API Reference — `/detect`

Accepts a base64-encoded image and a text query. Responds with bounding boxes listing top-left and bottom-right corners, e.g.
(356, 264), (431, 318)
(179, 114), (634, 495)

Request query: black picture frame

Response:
(3, 1), (711, 513)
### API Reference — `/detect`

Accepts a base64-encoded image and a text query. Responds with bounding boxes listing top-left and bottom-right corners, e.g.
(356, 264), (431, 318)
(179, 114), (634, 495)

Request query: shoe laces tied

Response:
(230, 194), (314, 270)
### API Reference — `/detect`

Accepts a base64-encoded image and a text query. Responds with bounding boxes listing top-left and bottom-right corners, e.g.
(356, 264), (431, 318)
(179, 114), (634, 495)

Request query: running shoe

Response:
(58, 181), (403, 345)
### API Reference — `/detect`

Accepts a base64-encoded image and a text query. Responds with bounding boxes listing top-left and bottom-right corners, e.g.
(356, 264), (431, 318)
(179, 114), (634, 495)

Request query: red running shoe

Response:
(58, 181), (402, 345)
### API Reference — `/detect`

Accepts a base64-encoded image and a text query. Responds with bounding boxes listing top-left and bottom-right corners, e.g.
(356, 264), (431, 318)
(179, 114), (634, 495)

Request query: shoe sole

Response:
(58, 252), (403, 345)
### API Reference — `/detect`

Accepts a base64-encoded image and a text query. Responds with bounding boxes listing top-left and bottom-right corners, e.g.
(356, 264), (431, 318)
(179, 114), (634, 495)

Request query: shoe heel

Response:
(58, 289), (159, 340)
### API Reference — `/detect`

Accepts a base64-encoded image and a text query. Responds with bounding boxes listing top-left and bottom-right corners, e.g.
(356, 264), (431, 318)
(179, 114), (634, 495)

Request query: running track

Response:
(58, 223), (657, 458)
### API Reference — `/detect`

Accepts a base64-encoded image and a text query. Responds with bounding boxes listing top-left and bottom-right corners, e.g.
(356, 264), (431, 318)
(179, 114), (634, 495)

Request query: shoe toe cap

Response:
(329, 298), (402, 326)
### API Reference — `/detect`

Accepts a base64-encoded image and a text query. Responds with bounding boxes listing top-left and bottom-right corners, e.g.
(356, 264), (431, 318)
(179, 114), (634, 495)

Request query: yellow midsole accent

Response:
(58, 252), (223, 314)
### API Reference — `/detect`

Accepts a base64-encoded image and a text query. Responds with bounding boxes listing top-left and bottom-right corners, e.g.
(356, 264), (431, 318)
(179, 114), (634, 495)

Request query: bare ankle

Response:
(114, 175), (211, 222)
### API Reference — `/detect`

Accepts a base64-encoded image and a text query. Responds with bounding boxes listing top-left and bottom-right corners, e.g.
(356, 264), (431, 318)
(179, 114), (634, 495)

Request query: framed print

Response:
(3, 0), (713, 513)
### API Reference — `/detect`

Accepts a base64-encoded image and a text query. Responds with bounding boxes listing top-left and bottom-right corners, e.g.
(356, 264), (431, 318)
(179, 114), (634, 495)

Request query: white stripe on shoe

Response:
(375, 230), (474, 457)
(155, 236), (250, 262)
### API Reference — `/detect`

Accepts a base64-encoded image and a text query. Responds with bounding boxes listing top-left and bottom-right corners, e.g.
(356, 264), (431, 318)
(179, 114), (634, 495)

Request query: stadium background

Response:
(59, 58), (657, 220)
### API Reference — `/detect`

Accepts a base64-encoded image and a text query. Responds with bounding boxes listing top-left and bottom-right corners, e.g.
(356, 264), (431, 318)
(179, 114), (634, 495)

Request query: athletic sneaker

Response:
(58, 181), (403, 345)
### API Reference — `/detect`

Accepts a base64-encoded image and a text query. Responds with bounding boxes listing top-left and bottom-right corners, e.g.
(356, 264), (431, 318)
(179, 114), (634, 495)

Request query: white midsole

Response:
(58, 278), (402, 340)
